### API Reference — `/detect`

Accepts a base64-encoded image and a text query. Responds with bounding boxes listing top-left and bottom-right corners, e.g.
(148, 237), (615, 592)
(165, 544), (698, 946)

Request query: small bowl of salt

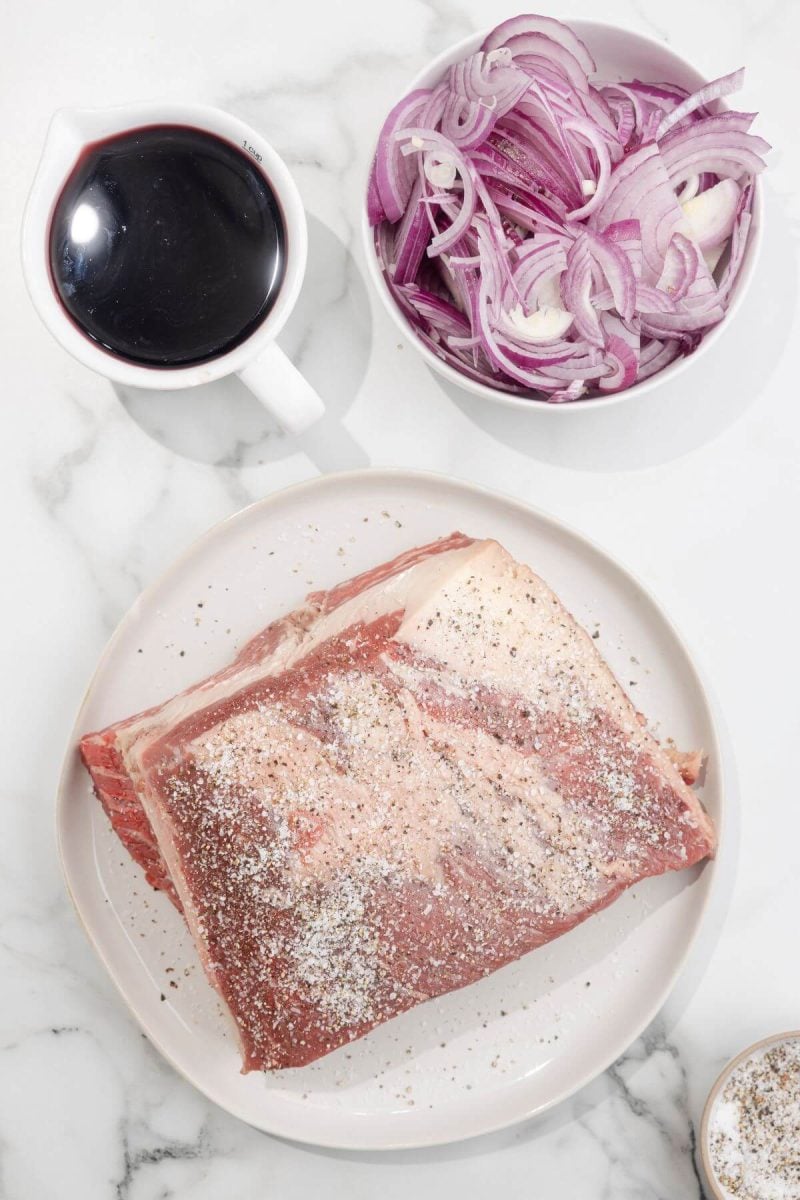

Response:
(701, 1031), (800, 1199)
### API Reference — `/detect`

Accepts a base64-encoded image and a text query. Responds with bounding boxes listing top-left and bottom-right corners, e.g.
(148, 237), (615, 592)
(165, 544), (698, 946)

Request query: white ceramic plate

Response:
(58, 470), (722, 1149)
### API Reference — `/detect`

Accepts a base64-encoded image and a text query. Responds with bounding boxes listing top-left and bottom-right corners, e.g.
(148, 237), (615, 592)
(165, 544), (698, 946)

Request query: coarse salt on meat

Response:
(80, 533), (715, 1071)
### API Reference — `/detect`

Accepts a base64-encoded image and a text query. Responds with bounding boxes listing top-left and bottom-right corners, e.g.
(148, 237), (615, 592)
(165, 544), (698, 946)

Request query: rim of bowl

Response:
(699, 1029), (800, 1198)
(361, 20), (764, 413)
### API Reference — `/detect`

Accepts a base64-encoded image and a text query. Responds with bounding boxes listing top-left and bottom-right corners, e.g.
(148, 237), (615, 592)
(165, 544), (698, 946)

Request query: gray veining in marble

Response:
(1, 0), (799, 1195)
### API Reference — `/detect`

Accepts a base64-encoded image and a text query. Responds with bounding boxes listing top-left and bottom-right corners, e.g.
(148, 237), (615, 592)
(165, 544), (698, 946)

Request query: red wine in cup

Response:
(49, 125), (287, 368)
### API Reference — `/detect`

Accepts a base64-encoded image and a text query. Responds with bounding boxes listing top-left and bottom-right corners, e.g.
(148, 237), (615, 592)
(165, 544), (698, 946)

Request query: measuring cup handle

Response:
(238, 343), (325, 434)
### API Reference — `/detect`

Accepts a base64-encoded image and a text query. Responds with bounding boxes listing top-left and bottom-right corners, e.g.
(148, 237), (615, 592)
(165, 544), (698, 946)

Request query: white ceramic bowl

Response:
(699, 1030), (800, 1199)
(361, 21), (763, 412)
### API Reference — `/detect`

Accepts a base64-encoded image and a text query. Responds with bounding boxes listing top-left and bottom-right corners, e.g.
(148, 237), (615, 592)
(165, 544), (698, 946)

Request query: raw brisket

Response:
(80, 533), (715, 1071)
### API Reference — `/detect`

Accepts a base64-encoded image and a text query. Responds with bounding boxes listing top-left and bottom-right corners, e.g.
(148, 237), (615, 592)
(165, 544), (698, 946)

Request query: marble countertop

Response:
(2, 0), (798, 1195)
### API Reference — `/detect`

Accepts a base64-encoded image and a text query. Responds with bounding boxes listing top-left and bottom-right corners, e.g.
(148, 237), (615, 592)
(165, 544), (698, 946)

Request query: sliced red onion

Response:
(369, 16), (767, 402)
(419, 81), (449, 129)
(392, 180), (434, 285)
(472, 173), (512, 247)
(482, 14), (596, 76)
(451, 51), (530, 108)
(494, 328), (576, 361)
(603, 219), (642, 277)
(641, 247), (724, 334)
(656, 233), (699, 301)
(595, 143), (685, 281)
(440, 93), (497, 150)
(549, 379), (587, 403)
(626, 79), (690, 105)
(659, 117), (770, 188)
(602, 311), (640, 353)
(439, 53), (531, 150)
(433, 333), (527, 391)
(590, 287), (616, 312)
(579, 87), (622, 149)
(641, 108), (664, 143)
(502, 34), (591, 95)
(473, 221), (505, 306)
(680, 178), (741, 249)
(475, 146), (568, 207)
(640, 308), (723, 337)
(372, 90), (431, 223)
(489, 124), (580, 205)
(584, 229), (637, 318)
(715, 208), (752, 305)
(600, 84), (647, 140)
(497, 276), (575, 342)
(564, 116), (612, 219)
(475, 292), (561, 388)
(563, 235), (604, 346)
(676, 173), (700, 203)
(401, 285), (472, 336)
(367, 159), (386, 225)
(397, 129), (477, 256)
(517, 62), (576, 103)
(511, 238), (568, 306)
(518, 83), (586, 194)
(636, 283), (678, 313)
(636, 337), (681, 380)
(657, 236), (723, 325)
(541, 356), (610, 383)
(598, 334), (638, 391)
(606, 96), (636, 148)
(487, 183), (568, 236)
(656, 68), (745, 139)
(497, 109), (583, 193)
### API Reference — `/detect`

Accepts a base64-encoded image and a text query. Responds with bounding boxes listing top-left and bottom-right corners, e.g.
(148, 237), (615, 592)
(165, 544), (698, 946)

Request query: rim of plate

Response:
(699, 1029), (800, 1198)
(360, 21), (764, 414)
(57, 468), (724, 1149)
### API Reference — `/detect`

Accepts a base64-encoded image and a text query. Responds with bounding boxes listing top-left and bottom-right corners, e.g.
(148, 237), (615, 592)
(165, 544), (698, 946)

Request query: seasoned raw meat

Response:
(80, 533), (715, 1071)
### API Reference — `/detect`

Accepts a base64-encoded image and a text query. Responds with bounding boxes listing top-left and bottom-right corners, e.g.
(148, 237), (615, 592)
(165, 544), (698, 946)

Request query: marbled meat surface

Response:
(80, 533), (715, 1071)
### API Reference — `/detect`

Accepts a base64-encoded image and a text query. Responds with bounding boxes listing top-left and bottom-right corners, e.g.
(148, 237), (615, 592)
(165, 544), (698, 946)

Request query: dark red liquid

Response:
(48, 124), (286, 368)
